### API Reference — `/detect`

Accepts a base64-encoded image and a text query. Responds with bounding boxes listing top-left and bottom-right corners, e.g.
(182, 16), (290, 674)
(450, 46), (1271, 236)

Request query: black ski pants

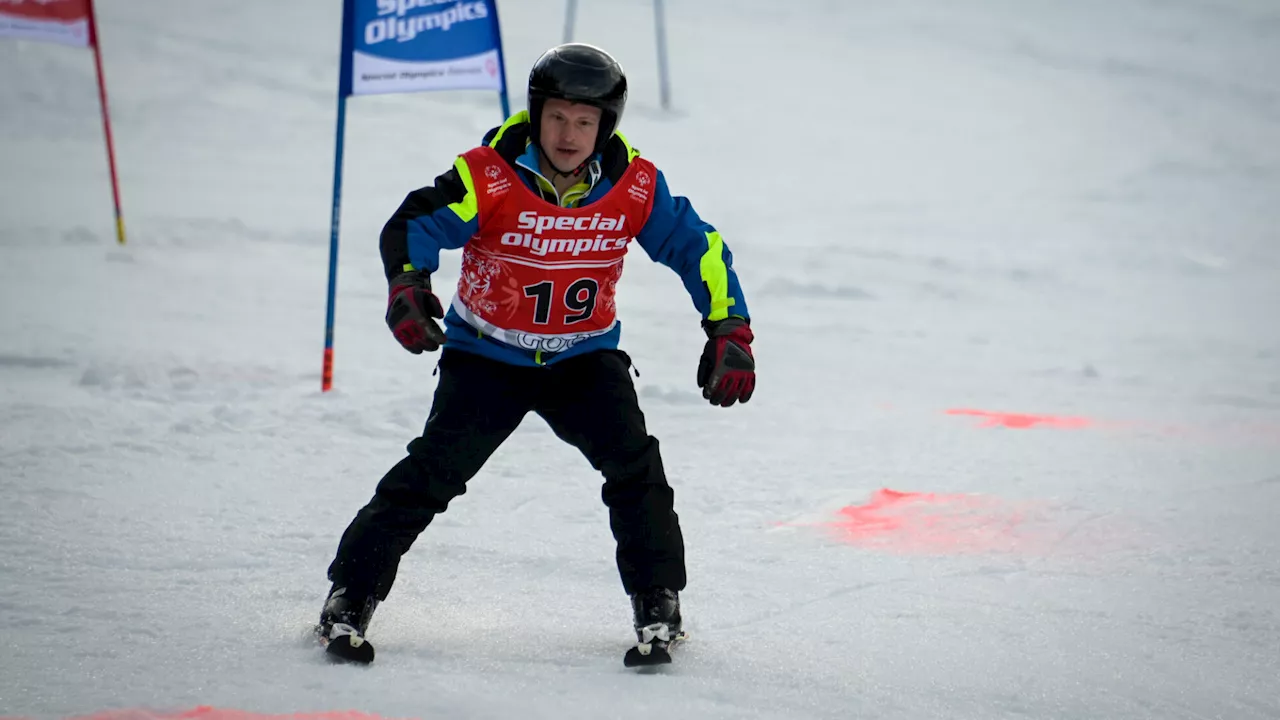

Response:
(326, 347), (686, 600)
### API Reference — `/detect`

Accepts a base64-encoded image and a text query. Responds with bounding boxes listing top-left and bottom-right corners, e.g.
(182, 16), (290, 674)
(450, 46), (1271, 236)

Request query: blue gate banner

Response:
(340, 0), (506, 97)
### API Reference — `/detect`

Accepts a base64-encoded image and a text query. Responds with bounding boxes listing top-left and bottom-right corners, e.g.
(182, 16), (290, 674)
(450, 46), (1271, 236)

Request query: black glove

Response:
(385, 271), (446, 354)
(697, 317), (755, 407)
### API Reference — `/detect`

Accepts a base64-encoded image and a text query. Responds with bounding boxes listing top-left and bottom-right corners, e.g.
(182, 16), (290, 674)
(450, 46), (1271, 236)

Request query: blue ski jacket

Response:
(378, 111), (750, 367)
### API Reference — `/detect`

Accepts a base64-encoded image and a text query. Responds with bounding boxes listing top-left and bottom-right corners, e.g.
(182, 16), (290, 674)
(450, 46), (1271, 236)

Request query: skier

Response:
(316, 43), (755, 665)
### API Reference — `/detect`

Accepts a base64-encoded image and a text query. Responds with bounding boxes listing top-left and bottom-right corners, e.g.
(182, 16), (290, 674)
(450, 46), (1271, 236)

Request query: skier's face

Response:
(540, 99), (601, 173)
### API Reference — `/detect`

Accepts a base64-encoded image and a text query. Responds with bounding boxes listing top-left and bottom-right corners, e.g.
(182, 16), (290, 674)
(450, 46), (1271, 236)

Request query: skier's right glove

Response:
(385, 270), (446, 354)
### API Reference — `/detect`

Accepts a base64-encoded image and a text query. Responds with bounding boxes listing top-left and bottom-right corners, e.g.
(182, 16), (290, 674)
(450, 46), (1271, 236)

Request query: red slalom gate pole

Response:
(86, 0), (126, 245)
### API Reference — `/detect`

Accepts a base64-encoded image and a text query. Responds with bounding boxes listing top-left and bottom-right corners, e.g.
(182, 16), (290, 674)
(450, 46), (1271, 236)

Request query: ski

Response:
(623, 629), (687, 668)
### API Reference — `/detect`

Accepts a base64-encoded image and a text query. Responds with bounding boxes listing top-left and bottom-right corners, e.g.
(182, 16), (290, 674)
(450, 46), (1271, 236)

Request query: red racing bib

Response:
(451, 145), (656, 354)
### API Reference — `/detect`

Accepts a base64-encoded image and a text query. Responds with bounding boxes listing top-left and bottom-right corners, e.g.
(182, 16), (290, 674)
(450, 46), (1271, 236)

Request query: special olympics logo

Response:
(485, 165), (501, 180)
(636, 171), (651, 187)
(485, 58), (498, 77)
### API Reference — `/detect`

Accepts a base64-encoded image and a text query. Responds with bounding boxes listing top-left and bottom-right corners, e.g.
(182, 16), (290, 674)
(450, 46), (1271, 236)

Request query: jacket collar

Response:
(513, 141), (602, 208)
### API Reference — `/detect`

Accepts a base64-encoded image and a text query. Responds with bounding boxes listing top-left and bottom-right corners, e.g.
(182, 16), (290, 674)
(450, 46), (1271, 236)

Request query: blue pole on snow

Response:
(321, 93), (348, 393)
(322, 0), (356, 392)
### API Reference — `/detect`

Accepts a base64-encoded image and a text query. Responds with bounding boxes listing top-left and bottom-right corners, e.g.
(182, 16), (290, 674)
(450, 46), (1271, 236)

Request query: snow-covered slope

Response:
(2, 1), (1278, 718)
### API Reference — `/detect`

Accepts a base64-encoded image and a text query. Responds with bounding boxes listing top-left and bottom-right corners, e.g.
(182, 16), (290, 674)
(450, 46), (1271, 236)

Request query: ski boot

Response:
(624, 587), (686, 667)
(316, 585), (378, 665)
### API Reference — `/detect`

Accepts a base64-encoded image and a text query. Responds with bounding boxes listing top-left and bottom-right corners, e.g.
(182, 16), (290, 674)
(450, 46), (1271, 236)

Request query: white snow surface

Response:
(3, 1), (1280, 718)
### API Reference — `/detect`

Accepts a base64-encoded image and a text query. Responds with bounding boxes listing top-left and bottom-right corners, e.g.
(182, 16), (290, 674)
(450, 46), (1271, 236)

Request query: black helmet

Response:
(527, 43), (627, 157)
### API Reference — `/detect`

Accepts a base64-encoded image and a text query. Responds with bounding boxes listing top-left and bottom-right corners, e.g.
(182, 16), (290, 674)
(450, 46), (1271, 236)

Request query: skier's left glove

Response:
(385, 270), (446, 354)
(697, 317), (755, 407)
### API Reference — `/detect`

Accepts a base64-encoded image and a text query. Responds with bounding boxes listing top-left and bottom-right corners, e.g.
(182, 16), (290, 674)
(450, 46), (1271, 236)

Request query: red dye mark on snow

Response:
(817, 488), (1044, 554)
(945, 408), (1092, 429)
(66, 708), (412, 720)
